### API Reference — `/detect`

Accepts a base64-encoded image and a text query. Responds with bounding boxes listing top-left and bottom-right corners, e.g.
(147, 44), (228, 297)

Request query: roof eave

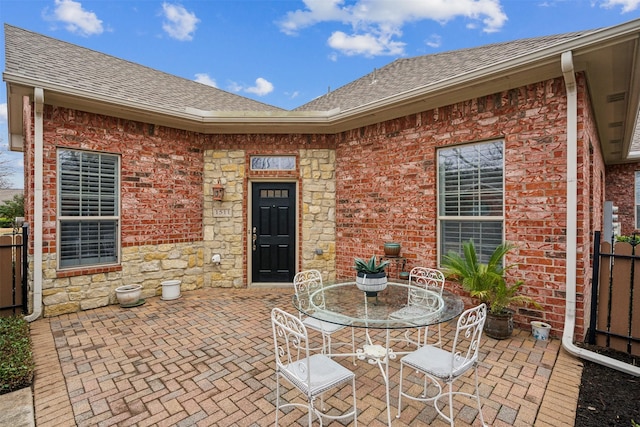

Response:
(5, 18), (640, 154)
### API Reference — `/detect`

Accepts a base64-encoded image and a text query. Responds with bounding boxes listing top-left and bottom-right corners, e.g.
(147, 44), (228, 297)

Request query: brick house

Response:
(4, 19), (640, 348)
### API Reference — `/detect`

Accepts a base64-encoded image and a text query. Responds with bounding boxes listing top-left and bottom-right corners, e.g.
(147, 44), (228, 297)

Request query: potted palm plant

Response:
(354, 255), (390, 296)
(441, 240), (541, 339)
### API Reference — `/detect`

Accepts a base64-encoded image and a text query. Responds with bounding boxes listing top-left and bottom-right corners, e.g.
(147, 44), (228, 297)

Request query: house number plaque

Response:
(213, 208), (232, 218)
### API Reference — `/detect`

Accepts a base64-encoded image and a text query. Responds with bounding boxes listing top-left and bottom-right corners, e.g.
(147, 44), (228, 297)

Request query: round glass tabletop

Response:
(293, 281), (464, 329)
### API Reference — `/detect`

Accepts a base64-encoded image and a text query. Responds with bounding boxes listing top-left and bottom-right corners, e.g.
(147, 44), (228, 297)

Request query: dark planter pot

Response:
(484, 309), (514, 340)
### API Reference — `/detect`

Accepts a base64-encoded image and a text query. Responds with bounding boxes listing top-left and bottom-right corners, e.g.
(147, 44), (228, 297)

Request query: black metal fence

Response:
(588, 230), (639, 356)
(0, 224), (28, 316)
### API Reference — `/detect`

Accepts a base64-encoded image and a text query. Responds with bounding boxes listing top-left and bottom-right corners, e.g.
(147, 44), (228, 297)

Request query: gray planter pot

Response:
(355, 271), (388, 296)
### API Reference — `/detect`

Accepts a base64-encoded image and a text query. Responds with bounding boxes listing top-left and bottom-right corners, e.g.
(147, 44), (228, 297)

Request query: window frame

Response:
(56, 148), (121, 270)
(436, 139), (505, 265)
(635, 171), (640, 230)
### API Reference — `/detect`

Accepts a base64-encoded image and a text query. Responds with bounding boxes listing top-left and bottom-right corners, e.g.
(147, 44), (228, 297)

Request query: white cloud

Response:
(0, 103), (7, 123)
(286, 91), (300, 100)
(161, 3), (200, 41)
(278, 0), (507, 57)
(328, 31), (404, 56)
(599, 0), (640, 12)
(228, 82), (243, 93)
(194, 73), (217, 87)
(50, 0), (103, 36)
(228, 78), (274, 97)
(425, 34), (442, 48)
(245, 78), (274, 96)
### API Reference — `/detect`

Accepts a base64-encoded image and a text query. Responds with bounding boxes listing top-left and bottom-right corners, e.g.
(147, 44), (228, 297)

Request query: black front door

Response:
(251, 182), (296, 282)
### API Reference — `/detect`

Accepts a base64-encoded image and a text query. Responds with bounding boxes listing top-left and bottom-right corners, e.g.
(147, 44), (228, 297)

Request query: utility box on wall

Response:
(604, 201), (620, 241)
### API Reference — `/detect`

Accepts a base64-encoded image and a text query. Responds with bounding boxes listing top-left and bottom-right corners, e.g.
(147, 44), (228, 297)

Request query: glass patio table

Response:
(292, 281), (464, 426)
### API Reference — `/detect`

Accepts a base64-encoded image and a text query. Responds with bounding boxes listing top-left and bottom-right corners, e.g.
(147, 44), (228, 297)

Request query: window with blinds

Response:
(58, 149), (119, 268)
(438, 140), (504, 264)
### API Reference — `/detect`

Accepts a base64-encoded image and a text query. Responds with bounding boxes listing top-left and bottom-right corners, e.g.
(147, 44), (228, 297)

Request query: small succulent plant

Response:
(354, 255), (390, 274)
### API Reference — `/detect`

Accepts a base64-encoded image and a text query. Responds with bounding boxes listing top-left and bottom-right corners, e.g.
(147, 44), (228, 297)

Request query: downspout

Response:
(561, 51), (639, 376)
(24, 88), (43, 322)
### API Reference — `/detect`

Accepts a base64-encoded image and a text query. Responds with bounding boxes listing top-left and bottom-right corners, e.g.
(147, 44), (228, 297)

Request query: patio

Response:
(29, 287), (582, 426)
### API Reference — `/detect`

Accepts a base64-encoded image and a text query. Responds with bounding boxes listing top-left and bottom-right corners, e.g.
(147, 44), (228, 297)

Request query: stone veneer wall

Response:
(299, 149), (337, 281)
(203, 150), (245, 288)
(41, 242), (204, 317)
(203, 148), (337, 285)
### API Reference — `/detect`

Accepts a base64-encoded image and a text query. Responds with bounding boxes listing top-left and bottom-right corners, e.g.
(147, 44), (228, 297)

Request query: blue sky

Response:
(1, 0), (640, 189)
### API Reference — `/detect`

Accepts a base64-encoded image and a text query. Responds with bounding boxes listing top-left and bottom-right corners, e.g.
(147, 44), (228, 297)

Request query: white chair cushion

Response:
(282, 354), (355, 396)
(401, 344), (475, 380)
(303, 313), (349, 333)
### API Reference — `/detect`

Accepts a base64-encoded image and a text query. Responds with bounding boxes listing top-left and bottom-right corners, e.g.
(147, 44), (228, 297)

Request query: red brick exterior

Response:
(23, 75), (609, 339)
(334, 75), (602, 336)
(30, 106), (204, 276)
(606, 163), (640, 236)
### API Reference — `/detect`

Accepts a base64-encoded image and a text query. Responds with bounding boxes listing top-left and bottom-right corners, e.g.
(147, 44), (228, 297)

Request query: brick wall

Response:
(26, 106), (206, 315)
(335, 76), (602, 336)
(35, 106), (204, 256)
(606, 162), (640, 235)
(22, 76), (609, 335)
(577, 82), (605, 338)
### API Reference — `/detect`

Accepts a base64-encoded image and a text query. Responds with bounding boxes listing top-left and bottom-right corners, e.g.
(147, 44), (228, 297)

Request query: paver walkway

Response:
(28, 287), (582, 426)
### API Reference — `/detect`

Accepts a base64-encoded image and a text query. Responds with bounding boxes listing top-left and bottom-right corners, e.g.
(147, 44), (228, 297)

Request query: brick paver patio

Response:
(29, 287), (582, 426)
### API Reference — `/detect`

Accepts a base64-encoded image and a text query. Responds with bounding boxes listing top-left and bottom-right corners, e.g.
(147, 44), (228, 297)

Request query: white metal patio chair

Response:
(389, 267), (446, 348)
(293, 270), (356, 361)
(396, 303), (487, 426)
(271, 307), (358, 426)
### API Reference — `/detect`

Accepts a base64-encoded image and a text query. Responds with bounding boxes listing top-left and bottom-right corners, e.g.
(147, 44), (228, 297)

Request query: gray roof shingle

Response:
(4, 24), (284, 113)
(294, 31), (594, 112)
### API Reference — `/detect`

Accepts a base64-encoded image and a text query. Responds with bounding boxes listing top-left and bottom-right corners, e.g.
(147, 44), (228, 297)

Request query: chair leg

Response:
(396, 362), (404, 418)
(352, 377), (358, 426)
(351, 327), (356, 365)
(308, 400), (314, 426)
(274, 373), (280, 426)
(320, 333), (329, 355)
(473, 366), (486, 427)
(447, 382), (455, 427)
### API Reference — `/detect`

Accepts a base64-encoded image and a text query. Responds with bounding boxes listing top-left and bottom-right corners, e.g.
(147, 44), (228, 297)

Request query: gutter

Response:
(5, 21), (640, 134)
(24, 87), (43, 322)
(561, 51), (640, 376)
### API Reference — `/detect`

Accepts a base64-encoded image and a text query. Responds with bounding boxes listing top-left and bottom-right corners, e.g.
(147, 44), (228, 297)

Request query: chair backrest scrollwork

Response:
(449, 303), (487, 375)
(293, 269), (325, 312)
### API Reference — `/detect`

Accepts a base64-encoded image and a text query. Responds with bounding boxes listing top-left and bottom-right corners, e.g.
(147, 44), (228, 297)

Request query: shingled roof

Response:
(3, 24), (283, 114)
(5, 21), (640, 161)
(295, 31), (593, 112)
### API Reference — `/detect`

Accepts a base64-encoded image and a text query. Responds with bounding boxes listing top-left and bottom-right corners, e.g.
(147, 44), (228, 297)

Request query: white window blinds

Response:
(58, 150), (119, 268)
(438, 141), (504, 264)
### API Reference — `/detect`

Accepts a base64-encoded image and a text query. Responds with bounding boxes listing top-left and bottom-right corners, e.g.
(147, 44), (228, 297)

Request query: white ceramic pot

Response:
(161, 279), (181, 300)
(355, 272), (388, 296)
(115, 284), (142, 306)
(531, 321), (552, 341)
